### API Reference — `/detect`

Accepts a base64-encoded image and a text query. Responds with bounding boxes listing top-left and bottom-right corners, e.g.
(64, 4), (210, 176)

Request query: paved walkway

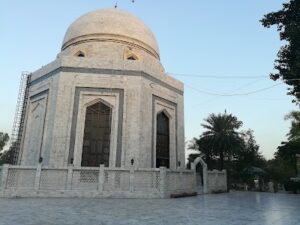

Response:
(0, 192), (299, 225)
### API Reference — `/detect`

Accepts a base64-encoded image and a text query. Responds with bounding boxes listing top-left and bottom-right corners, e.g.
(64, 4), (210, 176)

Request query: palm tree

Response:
(200, 112), (243, 170)
(188, 136), (216, 169)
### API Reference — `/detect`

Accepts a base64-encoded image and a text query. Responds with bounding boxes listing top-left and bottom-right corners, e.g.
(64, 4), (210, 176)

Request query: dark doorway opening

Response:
(156, 111), (170, 168)
(81, 101), (111, 167)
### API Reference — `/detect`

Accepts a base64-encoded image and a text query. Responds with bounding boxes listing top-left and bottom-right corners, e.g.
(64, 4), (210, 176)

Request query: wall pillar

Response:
(66, 166), (73, 190)
(159, 167), (167, 198)
(98, 164), (105, 192)
(34, 163), (42, 191)
(0, 164), (9, 190)
(223, 169), (228, 192)
(296, 154), (300, 177)
(129, 166), (134, 192)
(202, 166), (208, 194)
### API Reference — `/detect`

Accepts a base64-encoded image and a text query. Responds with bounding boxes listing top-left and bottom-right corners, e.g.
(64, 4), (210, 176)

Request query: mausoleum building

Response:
(19, 9), (185, 170)
(0, 9), (201, 198)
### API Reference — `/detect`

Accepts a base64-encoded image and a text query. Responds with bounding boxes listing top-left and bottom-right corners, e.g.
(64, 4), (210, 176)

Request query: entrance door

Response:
(156, 111), (170, 168)
(81, 101), (112, 167)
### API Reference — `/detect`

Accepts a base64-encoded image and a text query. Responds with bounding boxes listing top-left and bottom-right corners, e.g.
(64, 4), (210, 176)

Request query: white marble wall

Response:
(19, 56), (185, 170)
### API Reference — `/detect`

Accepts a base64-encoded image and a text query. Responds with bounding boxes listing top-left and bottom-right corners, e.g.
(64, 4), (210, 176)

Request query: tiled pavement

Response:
(0, 191), (299, 225)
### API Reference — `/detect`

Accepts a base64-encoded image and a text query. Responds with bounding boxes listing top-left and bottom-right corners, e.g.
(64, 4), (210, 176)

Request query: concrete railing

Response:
(0, 164), (195, 198)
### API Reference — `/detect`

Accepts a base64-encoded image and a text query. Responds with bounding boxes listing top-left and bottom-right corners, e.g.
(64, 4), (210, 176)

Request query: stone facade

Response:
(19, 55), (184, 169)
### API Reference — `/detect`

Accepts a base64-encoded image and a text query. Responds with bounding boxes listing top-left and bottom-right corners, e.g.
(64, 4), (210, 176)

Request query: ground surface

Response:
(0, 191), (299, 225)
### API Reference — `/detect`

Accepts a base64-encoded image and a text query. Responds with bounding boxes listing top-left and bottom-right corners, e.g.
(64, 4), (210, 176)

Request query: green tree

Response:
(232, 130), (266, 185)
(261, 0), (300, 103)
(284, 111), (300, 141)
(0, 132), (10, 165)
(237, 130), (265, 168)
(267, 158), (295, 184)
(0, 132), (9, 151)
(276, 140), (300, 175)
(188, 136), (216, 169)
(197, 112), (244, 170)
(266, 111), (300, 183)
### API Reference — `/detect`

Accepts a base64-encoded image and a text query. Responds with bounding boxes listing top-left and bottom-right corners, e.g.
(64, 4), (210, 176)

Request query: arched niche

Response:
(72, 91), (120, 168)
(126, 54), (138, 60)
(152, 98), (177, 170)
(81, 100), (112, 167)
(75, 50), (86, 57)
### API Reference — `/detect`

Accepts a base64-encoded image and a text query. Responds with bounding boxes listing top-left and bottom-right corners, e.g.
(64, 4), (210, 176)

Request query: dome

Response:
(62, 9), (160, 59)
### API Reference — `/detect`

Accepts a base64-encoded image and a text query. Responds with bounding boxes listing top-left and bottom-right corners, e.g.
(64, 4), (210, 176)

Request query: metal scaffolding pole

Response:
(9, 71), (31, 165)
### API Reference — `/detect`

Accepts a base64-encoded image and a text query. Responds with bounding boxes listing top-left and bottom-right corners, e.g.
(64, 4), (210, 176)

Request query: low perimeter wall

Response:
(0, 164), (196, 198)
(206, 169), (227, 193)
(191, 157), (227, 194)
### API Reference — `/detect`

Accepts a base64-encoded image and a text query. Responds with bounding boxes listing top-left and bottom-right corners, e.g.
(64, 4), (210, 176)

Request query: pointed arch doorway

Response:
(81, 101), (112, 167)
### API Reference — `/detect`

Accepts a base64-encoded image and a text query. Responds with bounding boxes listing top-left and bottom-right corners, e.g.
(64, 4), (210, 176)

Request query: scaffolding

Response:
(9, 72), (31, 165)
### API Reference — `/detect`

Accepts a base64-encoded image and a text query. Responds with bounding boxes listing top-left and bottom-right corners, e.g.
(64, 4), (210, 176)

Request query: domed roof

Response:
(62, 9), (160, 59)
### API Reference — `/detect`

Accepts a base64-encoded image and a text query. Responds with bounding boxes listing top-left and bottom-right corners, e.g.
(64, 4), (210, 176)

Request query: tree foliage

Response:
(266, 158), (295, 183)
(232, 130), (266, 184)
(189, 112), (244, 170)
(284, 111), (300, 141)
(0, 132), (9, 151)
(267, 111), (300, 183)
(278, 111), (300, 174)
(0, 132), (10, 165)
(261, 0), (300, 103)
(236, 130), (265, 168)
(188, 114), (267, 188)
(276, 140), (300, 174)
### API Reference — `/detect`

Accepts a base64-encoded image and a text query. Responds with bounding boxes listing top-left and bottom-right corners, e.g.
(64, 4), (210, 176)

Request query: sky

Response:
(0, 0), (296, 159)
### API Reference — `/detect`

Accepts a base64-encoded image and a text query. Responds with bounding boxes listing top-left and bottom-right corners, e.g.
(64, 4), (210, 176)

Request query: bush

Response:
(284, 180), (300, 194)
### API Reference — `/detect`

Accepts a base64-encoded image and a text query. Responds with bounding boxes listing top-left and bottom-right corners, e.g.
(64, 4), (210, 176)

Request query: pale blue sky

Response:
(0, 0), (296, 159)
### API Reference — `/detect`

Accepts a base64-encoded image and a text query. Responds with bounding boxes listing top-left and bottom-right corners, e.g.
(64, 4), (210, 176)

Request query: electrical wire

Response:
(168, 72), (300, 81)
(185, 82), (284, 96)
(168, 72), (268, 79)
(169, 72), (300, 96)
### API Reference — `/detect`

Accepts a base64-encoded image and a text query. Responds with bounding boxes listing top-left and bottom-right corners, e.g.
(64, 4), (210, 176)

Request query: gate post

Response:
(159, 167), (167, 198)
(98, 164), (105, 192)
(129, 166), (134, 192)
(34, 163), (42, 191)
(66, 166), (73, 190)
(0, 164), (9, 190)
(202, 164), (208, 194)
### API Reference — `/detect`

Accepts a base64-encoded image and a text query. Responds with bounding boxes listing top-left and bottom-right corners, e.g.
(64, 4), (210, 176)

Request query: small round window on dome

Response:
(75, 51), (85, 57)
